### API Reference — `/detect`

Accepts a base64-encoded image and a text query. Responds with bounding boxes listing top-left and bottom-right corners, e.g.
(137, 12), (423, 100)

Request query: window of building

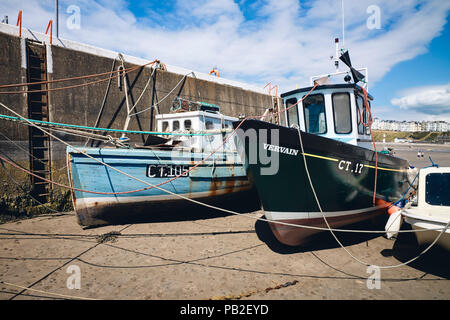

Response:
(285, 98), (299, 127)
(303, 94), (327, 134)
(332, 93), (352, 134)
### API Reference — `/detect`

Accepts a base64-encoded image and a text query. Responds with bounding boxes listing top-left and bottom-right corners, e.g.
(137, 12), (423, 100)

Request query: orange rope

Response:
(0, 60), (157, 91)
(360, 86), (378, 204)
(16, 10), (22, 38)
(0, 83), (319, 196)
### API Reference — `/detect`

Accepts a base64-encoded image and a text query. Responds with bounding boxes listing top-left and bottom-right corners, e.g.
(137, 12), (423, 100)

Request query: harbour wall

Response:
(0, 23), (277, 215)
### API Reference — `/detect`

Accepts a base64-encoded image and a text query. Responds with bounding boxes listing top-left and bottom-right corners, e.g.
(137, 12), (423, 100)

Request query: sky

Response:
(0, 0), (449, 122)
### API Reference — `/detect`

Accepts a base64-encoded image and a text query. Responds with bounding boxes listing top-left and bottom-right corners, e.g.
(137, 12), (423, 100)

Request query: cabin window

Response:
(205, 120), (214, 130)
(366, 101), (371, 136)
(303, 94), (327, 134)
(184, 120), (192, 130)
(285, 98), (299, 127)
(356, 95), (365, 135)
(425, 173), (450, 206)
(162, 121), (169, 132)
(356, 94), (371, 135)
(173, 120), (180, 131)
(332, 93), (352, 134)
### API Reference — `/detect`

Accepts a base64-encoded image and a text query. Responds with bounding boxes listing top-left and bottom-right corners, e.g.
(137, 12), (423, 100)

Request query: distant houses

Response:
(372, 118), (449, 132)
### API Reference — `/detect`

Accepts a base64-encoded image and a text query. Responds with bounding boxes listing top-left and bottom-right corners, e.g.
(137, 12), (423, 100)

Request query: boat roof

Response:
(280, 83), (374, 100)
(156, 110), (237, 121)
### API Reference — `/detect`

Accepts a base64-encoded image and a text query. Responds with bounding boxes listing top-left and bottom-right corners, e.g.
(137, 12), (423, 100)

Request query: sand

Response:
(0, 143), (449, 301)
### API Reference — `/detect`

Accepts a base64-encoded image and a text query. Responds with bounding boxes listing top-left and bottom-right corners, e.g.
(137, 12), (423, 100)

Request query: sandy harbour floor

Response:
(0, 143), (449, 301)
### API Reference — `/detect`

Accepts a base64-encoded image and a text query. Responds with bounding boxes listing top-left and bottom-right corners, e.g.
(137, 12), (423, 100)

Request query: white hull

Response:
(403, 212), (450, 251)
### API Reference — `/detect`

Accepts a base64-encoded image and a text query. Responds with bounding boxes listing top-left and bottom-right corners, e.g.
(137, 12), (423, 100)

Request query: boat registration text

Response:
(338, 160), (364, 174)
(146, 165), (190, 178)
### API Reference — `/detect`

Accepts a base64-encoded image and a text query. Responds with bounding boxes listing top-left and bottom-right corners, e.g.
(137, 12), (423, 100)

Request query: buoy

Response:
(385, 209), (403, 239)
(387, 204), (401, 216)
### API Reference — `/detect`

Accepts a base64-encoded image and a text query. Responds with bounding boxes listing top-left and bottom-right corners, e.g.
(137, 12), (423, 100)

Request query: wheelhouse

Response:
(281, 84), (374, 149)
(156, 109), (236, 153)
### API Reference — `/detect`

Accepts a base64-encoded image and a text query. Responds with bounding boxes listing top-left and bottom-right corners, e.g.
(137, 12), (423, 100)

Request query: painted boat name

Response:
(263, 143), (299, 156)
(146, 164), (190, 178)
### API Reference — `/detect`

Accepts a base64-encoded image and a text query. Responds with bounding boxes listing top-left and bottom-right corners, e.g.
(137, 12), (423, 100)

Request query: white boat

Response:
(400, 167), (450, 250)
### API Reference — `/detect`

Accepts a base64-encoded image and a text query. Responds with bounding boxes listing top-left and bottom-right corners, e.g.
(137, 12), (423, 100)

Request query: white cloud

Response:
(391, 84), (450, 116)
(1, 0), (449, 94)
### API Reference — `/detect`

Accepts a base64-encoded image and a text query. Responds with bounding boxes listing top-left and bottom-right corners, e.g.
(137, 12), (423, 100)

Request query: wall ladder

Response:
(25, 40), (52, 203)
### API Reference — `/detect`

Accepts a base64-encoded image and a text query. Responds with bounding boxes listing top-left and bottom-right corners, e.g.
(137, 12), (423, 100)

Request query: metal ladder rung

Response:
(34, 181), (50, 185)
(37, 193), (50, 197)
(30, 100), (47, 105)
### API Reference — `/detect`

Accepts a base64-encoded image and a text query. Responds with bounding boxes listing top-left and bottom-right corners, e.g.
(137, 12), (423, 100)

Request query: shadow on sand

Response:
(255, 214), (449, 279)
(381, 224), (450, 279)
(254, 214), (384, 254)
(82, 189), (261, 229)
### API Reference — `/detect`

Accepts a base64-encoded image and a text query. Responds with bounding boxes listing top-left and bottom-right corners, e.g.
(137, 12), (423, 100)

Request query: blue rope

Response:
(0, 114), (216, 136)
(393, 157), (439, 208)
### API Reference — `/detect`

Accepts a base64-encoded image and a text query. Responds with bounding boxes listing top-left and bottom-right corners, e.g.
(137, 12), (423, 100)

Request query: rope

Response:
(129, 71), (195, 117)
(85, 56), (118, 146)
(2, 90), (441, 234)
(127, 66), (157, 115)
(2, 78), (446, 240)
(0, 60), (157, 93)
(359, 86), (378, 204)
(0, 281), (99, 300)
(0, 114), (220, 136)
(296, 126), (450, 269)
(0, 84), (319, 198)
(0, 157), (60, 213)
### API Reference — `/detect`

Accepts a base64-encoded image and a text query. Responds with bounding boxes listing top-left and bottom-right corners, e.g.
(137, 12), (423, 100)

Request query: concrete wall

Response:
(0, 26), (277, 207)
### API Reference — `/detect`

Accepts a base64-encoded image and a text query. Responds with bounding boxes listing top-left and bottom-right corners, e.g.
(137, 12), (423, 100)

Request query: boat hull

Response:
(67, 146), (258, 227)
(403, 212), (450, 251)
(234, 119), (413, 246)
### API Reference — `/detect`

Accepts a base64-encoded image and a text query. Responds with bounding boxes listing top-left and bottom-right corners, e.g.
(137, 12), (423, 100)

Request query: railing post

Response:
(16, 10), (22, 38)
(263, 82), (278, 97)
(45, 19), (53, 44)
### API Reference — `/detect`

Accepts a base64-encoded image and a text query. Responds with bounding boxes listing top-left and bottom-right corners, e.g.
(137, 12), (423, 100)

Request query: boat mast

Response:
(341, 0), (345, 49)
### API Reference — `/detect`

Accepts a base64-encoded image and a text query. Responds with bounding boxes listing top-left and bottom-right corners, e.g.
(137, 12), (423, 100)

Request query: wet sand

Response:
(377, 142), (450, 168)
(0, 143), (449, 301)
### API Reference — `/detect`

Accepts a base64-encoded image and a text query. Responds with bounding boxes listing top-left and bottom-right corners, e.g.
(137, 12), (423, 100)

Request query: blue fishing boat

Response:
(67, 99), (258, 227)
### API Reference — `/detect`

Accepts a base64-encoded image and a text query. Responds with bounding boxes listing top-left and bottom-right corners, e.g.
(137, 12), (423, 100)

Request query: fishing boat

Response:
(67, 99), (258, 227)
(399, 166), (450, 250)
(233, 44), (417, 246)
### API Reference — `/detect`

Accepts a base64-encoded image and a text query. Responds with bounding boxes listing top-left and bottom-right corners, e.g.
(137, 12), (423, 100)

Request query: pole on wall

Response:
(55, 0), (59, 38)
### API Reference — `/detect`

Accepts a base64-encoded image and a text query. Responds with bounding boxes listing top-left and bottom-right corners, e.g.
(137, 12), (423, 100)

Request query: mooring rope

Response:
(295, 126), (450, 269)
(0, 114), (223, 137)
(1, 92), (449, 271)
(2, 90), (444, 235)
(0, 60), (157, 95)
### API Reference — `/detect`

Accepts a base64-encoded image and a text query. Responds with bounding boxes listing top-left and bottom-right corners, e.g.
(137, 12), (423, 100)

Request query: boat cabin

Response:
(155, 99), (237, 153)
(281, 84), (374, 149)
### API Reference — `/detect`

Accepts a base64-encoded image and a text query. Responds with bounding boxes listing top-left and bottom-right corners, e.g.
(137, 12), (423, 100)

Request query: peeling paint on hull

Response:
(67, 146), (259, 227)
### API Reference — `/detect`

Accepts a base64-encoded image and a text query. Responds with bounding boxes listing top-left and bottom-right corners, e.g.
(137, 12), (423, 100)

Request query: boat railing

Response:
(310, 68), (368, 91)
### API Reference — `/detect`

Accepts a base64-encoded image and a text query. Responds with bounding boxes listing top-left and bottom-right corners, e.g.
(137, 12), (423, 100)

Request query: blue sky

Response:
(1, 0), (449, 122)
